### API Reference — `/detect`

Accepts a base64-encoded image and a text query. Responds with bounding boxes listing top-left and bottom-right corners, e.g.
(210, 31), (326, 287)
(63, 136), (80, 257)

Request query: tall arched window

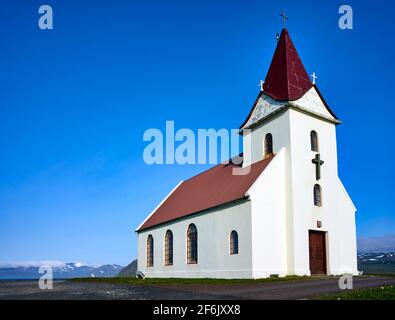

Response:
(314, 184), (322, 207)
(146, 235), (154, 267)
(187, 224), (198, 264)
(311, 130), (319, 152)
(164, 230), (173, 266)
(230, 231), (239, 255)
(264, 133), (273, 158)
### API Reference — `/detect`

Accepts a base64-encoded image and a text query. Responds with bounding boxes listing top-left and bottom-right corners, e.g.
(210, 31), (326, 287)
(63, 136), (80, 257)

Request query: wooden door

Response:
(309, 231), (327, 275)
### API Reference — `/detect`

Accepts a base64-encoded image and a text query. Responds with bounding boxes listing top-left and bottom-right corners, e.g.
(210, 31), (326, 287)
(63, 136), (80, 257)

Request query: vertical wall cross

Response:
(312, 153), (324, 180)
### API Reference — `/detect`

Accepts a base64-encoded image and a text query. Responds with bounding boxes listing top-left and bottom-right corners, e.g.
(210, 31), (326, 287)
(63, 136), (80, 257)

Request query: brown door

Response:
(309, 231), (327, 275)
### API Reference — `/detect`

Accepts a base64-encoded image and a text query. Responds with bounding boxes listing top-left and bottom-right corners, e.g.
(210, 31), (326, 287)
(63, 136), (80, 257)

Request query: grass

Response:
(70, 275), (322, 286)
(314, 285), (395, 300)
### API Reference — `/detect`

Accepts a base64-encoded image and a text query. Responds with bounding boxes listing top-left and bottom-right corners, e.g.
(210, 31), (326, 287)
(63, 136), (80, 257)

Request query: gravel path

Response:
(0, 280), (235, 300)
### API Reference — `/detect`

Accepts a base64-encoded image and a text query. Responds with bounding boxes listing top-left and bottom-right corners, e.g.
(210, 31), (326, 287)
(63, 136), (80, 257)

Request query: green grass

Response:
(314, 285), (395, 300)
(70, 275), (321, 286)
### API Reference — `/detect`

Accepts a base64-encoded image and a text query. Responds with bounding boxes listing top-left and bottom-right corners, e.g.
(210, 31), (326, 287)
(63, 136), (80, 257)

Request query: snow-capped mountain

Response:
(358, 252), (395, 274)
(0, 261), (123, 280)
(358, 252), (395, 263)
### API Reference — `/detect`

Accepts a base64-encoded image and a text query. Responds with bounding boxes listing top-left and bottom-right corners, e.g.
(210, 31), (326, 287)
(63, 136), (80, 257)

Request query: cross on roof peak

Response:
(311, 72), (318, 84)
(280, 10), (288, 28)
(259, 80), (265, 91)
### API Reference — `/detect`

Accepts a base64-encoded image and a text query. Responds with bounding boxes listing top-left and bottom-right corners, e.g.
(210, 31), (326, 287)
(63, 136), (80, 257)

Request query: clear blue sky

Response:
(0, 0), (394, 265)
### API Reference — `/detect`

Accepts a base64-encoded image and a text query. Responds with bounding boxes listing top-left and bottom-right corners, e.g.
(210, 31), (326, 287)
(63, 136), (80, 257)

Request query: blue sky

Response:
(0, 0), (394, 265)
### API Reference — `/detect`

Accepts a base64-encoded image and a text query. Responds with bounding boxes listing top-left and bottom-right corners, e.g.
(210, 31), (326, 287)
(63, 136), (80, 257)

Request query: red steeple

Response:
(262, 28), (312, 101)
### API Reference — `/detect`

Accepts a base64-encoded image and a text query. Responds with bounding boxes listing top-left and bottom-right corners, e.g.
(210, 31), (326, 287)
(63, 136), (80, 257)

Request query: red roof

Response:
(262, 28), (313, 101)
(137, 156), (275, 231)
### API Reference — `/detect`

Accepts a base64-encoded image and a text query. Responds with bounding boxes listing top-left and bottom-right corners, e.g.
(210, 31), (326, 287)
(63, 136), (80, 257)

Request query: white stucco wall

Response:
(242, 111), (297, 276)
(137, 200), (253, 278)
(243, 110), (291, 167)
(287, 109), (357, 276)
(248, 148), (288, 278)
(242, 105), (357, 277)
(328, 178), (358, 275)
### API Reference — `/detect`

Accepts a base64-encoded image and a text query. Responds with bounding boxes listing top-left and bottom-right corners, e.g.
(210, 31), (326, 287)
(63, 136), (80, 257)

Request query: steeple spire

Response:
(262, 28), (313, 101)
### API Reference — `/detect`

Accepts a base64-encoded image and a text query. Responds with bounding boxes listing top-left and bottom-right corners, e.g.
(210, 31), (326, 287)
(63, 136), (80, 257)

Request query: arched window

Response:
(311, 130), (319, 152)
(314, 184), (322, 207)
(230, 231), (239, 255)
(146, 235), (154, 267)
(164, 230), (173, 266)
(264, 133), (273, 158)
(187, 224), (198, 264)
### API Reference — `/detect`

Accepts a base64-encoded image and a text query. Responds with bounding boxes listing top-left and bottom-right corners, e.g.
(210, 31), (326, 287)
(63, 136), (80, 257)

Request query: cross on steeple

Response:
(280, 10), (288, 28)
(312, 153), (324, 180)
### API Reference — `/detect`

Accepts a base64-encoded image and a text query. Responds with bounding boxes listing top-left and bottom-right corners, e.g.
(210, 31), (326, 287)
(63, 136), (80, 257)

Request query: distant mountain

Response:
(0, 262), (123, 280)
(358, 252), (395, 274)
(117, 259), (137, 277)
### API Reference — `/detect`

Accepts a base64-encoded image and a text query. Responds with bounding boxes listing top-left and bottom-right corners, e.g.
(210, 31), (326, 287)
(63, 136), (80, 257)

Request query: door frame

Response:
(308, 230), (328, 275)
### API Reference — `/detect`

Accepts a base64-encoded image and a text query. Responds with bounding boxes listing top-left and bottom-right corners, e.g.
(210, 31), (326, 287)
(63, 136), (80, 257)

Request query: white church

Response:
(136, 27), (358, 279)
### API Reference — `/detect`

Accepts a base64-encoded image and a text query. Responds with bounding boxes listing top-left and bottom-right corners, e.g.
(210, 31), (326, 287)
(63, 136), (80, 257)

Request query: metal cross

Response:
(311, 72), (318, 84)
(312, 153), (324, 180)
(259, 80), (265, 91)
(280, 11), (288, 28)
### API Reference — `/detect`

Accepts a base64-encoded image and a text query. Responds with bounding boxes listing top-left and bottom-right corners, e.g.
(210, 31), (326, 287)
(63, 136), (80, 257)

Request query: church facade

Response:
(136, 28), (358, 279)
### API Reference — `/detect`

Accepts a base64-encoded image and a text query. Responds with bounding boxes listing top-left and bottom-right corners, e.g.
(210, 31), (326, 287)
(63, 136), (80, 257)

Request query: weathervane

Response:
(280, 10), (288, 28)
